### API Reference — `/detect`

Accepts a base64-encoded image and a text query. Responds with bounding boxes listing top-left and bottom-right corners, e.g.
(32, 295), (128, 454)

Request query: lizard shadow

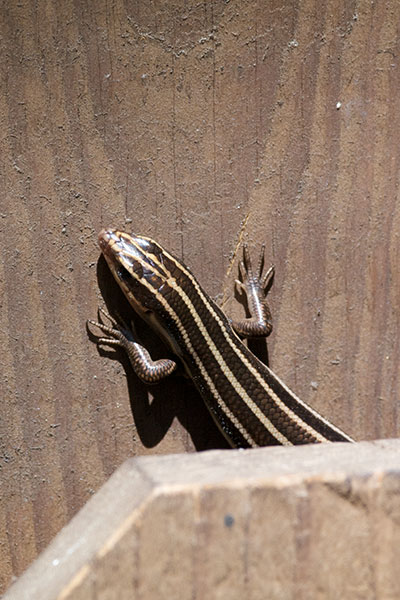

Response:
(90, 256), (230, 451)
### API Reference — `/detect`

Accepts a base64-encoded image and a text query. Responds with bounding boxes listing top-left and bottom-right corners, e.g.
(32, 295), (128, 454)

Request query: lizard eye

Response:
(117, 265), (133, 282)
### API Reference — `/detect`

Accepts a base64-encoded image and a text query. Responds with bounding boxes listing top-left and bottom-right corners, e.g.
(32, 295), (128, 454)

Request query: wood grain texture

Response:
(4, 440), (400, 600)
(1, 0), (400, 592)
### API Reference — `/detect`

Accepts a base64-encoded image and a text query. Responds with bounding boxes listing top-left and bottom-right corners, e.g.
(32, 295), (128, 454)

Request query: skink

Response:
(88, 228), (354, 448)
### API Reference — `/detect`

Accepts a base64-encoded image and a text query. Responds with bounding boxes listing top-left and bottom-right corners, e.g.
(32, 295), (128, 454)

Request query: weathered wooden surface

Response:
(1, 0), (400, 593)
(4, 440), (400, 600)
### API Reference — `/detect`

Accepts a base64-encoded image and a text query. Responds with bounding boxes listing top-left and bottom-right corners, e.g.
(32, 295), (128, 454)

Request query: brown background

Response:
(1, 0), (400, 593)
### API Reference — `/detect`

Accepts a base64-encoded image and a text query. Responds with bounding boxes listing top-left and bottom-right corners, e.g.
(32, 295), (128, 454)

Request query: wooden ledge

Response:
(4, 439), (400, 599)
